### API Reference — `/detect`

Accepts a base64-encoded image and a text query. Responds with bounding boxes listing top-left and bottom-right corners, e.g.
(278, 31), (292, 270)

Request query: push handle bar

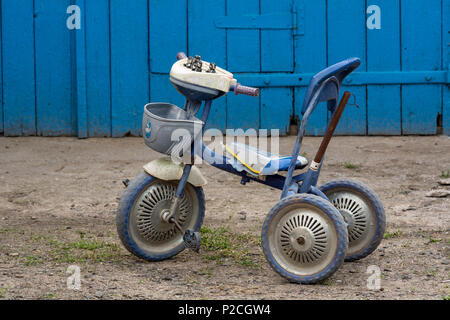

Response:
(177, 52), (187, 60)
(232, 83), (260, 98)
(312, 91), (351, 166)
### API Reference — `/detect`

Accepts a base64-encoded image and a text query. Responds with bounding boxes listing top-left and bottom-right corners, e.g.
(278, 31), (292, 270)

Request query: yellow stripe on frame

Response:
(224, 144), (261, 175)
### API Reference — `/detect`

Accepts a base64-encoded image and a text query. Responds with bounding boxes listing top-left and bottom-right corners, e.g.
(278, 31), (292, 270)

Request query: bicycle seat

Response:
(301, 57), (361, 116)
(223, 142), (308, 176)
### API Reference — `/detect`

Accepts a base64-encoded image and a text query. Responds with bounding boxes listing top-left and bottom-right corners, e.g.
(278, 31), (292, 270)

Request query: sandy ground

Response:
(0, 135), (449, 300)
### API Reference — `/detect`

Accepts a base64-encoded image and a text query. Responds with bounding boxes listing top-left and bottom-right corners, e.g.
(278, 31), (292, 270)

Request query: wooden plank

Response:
(149, 74), (185, 108)
(367, 0), (401, 135)
(260, 88), (292, 135)
(294, 0), (327, 136)
(260, 0), (293, 135)
(149, 0), (187, 74)
(260, 0), (293, 72)
(0, 1), (3, 134)
(110, 0), (149, 137)
(188, 0), (226, 131)
(1, 0), (36, 136)
(75, 0), (87, 138)
(226, 0), (260, 130)
(226, 0), (260, 73)
(85, 0), (111, 137)
(35, 0), (74, 136)
(401, 0), (441, 134)
(443, 0), (450, 136)
(327, 0), (367, 135)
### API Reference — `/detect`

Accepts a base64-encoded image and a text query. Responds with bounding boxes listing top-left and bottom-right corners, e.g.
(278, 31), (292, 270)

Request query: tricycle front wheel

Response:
(116, 172), (205, 261)
(319, 179), (386, 262)
(261, 194), (348, 284)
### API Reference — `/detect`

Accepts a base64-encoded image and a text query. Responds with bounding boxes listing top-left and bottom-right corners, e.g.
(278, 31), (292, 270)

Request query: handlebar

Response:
(177, 52), (187, 60)
(231, 83), (260, 97)
(175, 52), (260, 98)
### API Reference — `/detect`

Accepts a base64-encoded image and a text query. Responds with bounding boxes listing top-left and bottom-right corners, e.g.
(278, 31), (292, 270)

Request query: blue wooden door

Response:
(0, 0), (448, 136)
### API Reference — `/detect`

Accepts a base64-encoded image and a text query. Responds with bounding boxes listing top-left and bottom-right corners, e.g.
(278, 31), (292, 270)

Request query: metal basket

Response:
(143, 103), (204, 156)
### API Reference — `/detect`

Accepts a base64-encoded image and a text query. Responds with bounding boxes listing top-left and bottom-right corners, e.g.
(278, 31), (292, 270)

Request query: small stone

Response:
(9, 253), (19, 257)
(162, 276), (173, 281)
(402, 205), (417, 212)
(425, 189), (450, 198)
(438, 178), (450, 186)
(31, 216), (38, 220)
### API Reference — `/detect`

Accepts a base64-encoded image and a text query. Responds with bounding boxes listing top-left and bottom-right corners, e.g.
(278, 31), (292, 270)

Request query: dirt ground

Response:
(0, 135), (449, 300)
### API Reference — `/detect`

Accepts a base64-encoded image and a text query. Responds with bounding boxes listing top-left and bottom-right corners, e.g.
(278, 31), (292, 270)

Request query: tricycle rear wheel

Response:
(261, 194), (348, 284)
(319, 179), (386, 262)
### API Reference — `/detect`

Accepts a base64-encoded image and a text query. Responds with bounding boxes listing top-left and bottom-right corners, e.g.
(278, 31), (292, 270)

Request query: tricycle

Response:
(116, 52), (386, 284)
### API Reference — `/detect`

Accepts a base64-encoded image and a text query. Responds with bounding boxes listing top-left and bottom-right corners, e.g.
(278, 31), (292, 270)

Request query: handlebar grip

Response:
(234, 83), (260, 97)
(177, 52), (187, 60)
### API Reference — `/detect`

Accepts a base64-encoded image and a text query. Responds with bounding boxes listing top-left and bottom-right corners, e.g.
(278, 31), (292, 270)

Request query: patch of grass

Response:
(198, 267), (214, 277)
(442, 295), (450, 301)
(318, 279), (334, 286)
(17, 231), (127, 265)
(426, 270), (436, 277)
(384, 230), (402, 240)
(0, 288), (7, 298)
(344, 162), (359, 170)
(200, 226), (261, 268)
(48, 238), (123, 264)
(441, 170), (450, 178)
(200, 226), (231, 251)
(24, 255), (42, 266)
(0, 227), (23, 235)
(44, 293), (55, 299)
(427, 237), (442, 244)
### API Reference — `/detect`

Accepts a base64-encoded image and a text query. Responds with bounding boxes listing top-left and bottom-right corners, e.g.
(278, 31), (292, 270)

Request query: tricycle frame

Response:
(173, 57), (361, 208)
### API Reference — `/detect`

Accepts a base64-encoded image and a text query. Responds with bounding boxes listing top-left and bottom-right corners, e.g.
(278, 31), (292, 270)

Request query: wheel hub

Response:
(289, 227), (314, 252)
(278, 210), (331, 265)
(133, 182), (192, 243)
(339, 208), (355, 230)
(329, 191), (371, 244)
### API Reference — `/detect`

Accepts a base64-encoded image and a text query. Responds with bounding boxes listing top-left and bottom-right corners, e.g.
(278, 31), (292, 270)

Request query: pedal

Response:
(183, 230), (201, 253)
(122, 179), (130, 188)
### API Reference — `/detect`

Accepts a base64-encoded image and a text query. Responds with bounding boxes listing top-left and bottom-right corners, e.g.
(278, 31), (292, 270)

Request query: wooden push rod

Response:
(311, 91), (352, 169)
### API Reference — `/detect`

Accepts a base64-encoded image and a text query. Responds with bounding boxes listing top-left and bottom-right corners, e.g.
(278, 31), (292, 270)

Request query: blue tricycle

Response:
(117, 52), (386, 284)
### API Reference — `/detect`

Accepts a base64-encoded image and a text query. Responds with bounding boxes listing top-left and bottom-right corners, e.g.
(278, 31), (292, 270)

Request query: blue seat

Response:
(301, 57), (361, 116)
